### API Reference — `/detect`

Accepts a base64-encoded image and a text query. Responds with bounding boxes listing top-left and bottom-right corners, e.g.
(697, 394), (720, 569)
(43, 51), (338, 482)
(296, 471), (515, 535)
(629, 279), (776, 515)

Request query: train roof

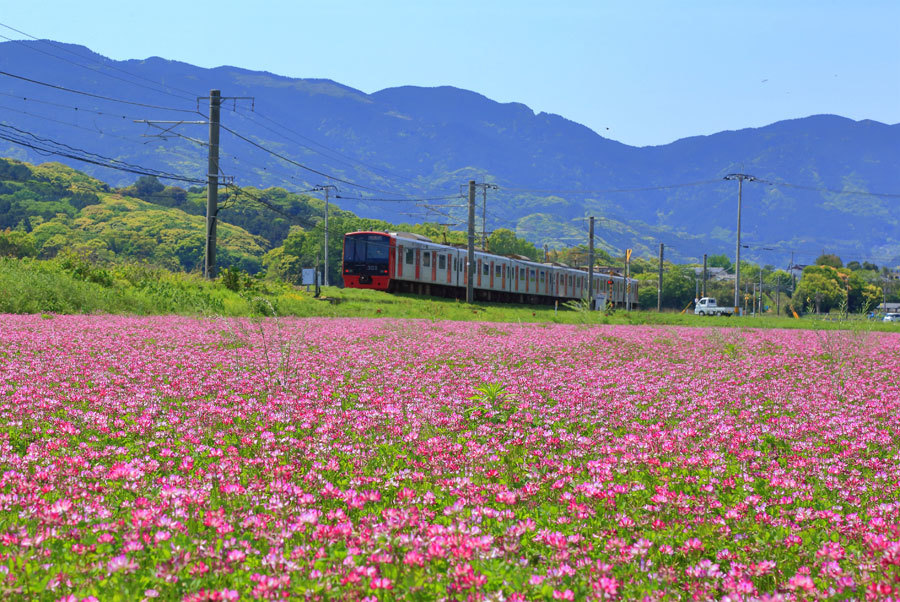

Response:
(391, 231), (433, 242)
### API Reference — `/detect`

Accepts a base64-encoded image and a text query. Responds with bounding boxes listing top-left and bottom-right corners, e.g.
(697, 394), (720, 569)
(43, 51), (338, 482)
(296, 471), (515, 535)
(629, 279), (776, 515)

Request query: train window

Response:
(438, 254), (446, 269)
(423, 251), (431, 267)
(519, 268), (525, 280)
(495, 264), (501, 276)
(540, 271), (545, 283)
(568, 275), (573, 285)
(405, 249), (414, 265)
(529, 269), (535, 282)
(483, 263), (489, 275)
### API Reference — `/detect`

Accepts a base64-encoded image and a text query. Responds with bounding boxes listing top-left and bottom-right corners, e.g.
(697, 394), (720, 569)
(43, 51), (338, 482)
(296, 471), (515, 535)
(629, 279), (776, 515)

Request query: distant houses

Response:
(693, 267), (733, 283)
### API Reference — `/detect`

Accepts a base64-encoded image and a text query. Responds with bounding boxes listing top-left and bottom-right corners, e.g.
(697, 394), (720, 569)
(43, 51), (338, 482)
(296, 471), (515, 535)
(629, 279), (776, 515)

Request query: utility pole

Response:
(776, 281), (780, 316)
(657, 243), (664, 312)
(725, 173), (756, 314)
(205, 90), (221, 279)
(481, 184), (488, 250)
(790, 251), (796, 292)
(466, 180), (476, 304)
(543, 243), (549, 263)
(625, 249), (632, 311)
(135, 90), (252, 280)
(702, 254), (707, 298)
(759, 267), (764, 315)
(317, 184), (338, 287)
(588, 216), (595, 310)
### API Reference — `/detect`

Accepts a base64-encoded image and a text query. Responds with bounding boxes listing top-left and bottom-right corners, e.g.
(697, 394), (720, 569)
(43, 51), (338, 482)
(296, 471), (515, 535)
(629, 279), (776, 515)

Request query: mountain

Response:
(1, 39), (898, 266)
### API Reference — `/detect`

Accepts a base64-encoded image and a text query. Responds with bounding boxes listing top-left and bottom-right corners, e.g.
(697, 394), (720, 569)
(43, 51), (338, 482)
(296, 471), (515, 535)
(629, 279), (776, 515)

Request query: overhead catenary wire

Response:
(335, 194), (463, 203)
(502, 180), (721, 194)
(0, 25), (199, 102)
(755, 177), (900, 199)
(0, 70), (202, 114)
(0, 123), (204, 184)
(230, 107), (424, 187)
(219, 122), (439, 196)
(0, 103), (161, 144)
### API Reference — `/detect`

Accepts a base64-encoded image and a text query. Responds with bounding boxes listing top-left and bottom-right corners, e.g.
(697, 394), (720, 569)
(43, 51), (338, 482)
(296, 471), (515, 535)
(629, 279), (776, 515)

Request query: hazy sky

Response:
(3, 0), (898, 147)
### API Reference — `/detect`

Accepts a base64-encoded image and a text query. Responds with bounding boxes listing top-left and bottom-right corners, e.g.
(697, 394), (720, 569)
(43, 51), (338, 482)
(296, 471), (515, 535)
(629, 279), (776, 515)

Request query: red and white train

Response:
(342, 231), (639, 307)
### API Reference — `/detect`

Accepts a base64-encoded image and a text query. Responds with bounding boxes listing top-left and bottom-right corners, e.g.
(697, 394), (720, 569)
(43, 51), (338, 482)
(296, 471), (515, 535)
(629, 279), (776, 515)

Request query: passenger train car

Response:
(342, 231), (639, 307)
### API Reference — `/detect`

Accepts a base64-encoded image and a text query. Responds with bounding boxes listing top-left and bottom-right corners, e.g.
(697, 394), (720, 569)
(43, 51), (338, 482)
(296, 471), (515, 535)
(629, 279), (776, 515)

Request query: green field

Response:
(2, 256), (897, 333)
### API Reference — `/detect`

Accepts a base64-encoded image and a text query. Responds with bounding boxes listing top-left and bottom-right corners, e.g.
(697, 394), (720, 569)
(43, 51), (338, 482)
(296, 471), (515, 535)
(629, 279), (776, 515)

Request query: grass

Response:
(2, 256), (898, 332)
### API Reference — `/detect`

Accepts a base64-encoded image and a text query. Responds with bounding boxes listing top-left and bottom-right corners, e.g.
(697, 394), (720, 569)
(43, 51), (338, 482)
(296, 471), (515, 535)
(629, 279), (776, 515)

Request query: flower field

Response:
(0, 315), (898, 601)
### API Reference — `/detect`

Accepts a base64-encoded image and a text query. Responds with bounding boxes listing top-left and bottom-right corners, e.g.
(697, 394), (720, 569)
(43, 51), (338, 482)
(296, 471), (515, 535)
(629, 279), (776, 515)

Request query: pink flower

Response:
(369, 577), (393, 590)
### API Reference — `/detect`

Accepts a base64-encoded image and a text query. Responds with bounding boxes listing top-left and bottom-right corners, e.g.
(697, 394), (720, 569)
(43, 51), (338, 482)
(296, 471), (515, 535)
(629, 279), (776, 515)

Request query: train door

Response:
(397, 245), (404, 278)
(443, 253), (451, 284)
(415, 248), (421, 280)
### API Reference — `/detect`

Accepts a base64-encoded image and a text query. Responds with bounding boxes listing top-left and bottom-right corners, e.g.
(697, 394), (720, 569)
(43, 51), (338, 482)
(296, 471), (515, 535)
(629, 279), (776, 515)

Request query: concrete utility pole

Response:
(725, 173), (756, 314)
(702, 253), (708, 298)
(588, 216), (595, 310)
(466, 180), (476, 304)
(135, 90), (252, 280)
(776, 281), (780, 316)
(657, 243), (664, 312)
(317, 184), (338, 287)
(474, 182), (498, 251)
(204, 90), (221, 279)
(625, 248), (632, 311)
(759, 267), (764, 315)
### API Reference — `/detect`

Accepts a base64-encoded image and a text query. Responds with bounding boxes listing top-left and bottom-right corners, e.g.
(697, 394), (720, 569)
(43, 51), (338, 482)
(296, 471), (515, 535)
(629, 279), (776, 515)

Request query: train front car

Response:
(342, 231), (393, 290)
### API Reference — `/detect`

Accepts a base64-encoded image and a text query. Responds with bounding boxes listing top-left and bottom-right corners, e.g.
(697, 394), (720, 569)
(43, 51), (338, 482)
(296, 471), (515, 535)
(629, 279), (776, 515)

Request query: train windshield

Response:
(344, 234), (390, 272)
(345, 234), (389, 262)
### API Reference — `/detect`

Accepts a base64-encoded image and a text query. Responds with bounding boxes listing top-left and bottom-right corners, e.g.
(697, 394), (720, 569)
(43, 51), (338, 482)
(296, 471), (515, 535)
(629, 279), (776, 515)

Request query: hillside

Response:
(0, 160), (268, 272)
(1, 40), (898, 265)
(0, 158), (547, 284)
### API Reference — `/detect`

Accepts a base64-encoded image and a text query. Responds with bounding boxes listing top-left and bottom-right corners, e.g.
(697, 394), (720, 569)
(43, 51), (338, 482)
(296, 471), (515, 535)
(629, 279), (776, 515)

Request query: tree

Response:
(487, 228), (541, 260)
(661, 265), (696, 309)
(133, 176), (165, 198)
(815, 253), (843, 268)
(793, 270), (843, 313)
(0, 229), (36, 258)
(707, 254), (732, 272)
(765, 270), (793, 293)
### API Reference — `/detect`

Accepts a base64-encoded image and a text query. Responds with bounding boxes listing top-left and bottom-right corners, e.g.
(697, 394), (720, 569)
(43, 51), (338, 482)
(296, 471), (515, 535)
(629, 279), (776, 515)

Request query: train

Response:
(342, 231), (639, 307)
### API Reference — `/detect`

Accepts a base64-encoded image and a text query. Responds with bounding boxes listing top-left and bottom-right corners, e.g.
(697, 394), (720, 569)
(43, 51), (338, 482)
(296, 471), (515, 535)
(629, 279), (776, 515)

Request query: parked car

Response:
(883, 313), (900, 322)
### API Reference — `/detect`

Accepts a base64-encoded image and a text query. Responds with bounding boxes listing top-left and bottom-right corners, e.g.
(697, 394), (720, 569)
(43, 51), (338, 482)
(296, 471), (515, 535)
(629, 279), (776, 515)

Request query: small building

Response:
(693, 267), (732, 282)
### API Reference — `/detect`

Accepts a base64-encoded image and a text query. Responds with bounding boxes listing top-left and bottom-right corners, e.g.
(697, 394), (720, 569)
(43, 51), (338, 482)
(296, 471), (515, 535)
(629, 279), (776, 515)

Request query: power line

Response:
(0, 123), (204, 184)
(0, 26), (198, 101)
(755, 177), (900, 199)
(231, 107), (423, 187)
(0, 70), (201, 114)
(335, 194), (462, 203)
(0, 103), (155, 144)
(502, 180), (720, 194)
(220, 123), (421, 195)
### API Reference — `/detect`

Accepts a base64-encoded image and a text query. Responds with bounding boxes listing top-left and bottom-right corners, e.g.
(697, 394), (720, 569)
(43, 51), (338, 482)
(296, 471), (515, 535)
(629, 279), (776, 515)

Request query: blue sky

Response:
(3, 0), (898, 146)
